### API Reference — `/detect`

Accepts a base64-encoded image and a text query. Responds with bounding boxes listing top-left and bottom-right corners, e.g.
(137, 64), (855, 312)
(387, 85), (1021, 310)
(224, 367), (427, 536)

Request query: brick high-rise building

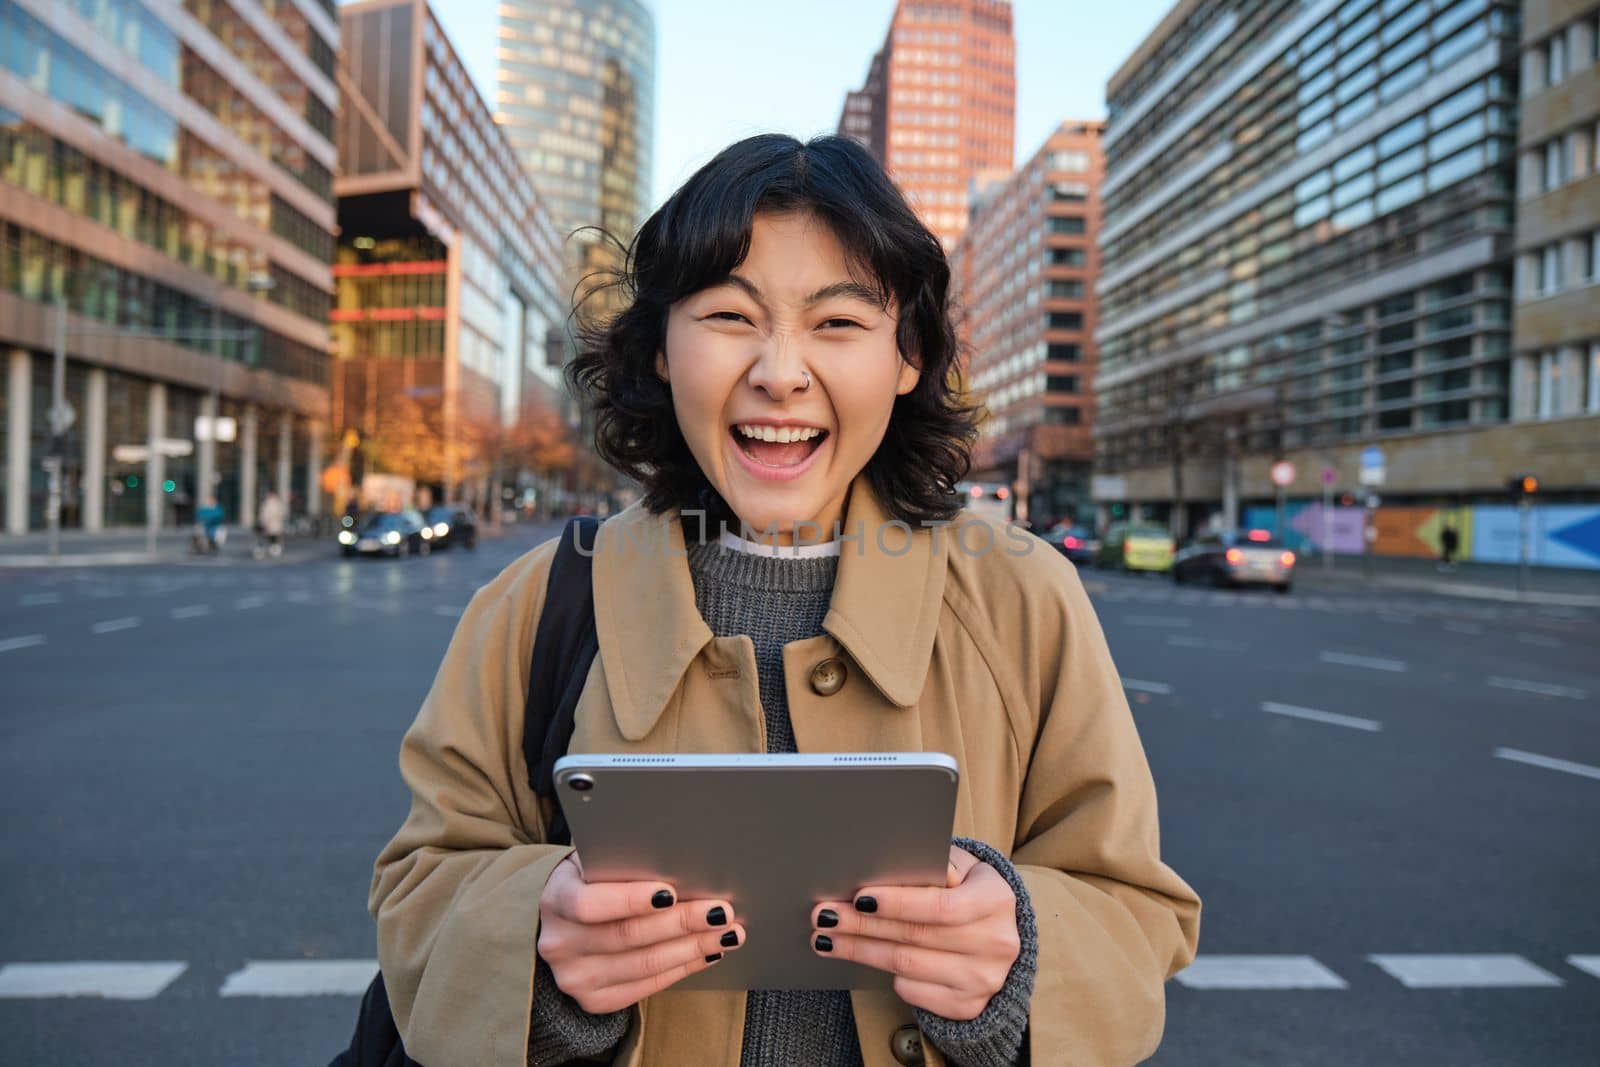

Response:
(953, 122), (1104, 526)
(837, 0), (1016, 249)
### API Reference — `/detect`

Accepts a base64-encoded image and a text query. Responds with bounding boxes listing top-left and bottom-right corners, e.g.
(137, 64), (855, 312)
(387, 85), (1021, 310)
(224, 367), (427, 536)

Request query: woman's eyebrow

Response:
(718, 274), (883, 309)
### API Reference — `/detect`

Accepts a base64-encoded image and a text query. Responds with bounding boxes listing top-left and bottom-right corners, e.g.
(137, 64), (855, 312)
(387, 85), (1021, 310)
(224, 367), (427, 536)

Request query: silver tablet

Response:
(552, 752), (960, 991)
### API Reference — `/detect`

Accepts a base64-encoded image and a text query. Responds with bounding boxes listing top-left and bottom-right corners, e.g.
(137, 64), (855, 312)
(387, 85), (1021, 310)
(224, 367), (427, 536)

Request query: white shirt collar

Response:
(718, 529), (842, 559)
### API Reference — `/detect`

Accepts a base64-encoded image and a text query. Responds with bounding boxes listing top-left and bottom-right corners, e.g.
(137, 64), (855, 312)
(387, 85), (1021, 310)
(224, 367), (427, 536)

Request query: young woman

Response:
(368, 134), (1199, 1067)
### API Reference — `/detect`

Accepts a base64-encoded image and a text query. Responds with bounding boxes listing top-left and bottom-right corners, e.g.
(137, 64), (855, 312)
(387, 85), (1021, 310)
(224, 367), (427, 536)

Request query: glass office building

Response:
(1094, 0), (1554, 532)
(336, 0), (570, 511)
(495, 0), (655, 277)
(1, 0), (337, 535)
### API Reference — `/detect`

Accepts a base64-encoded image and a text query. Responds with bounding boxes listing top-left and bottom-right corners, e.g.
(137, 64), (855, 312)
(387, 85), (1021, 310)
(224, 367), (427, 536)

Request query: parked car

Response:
(424, 504), (477, 550)
(1095, 522), (1176, 573)
(1172, 529), (1296, 592)
(1040, 523), (1095, 566)
(337, 509), (432, 558)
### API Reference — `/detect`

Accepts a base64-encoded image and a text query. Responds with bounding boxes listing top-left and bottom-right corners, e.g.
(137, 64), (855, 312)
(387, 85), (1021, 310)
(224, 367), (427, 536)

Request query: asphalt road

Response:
(1, 527), (1596, 1065)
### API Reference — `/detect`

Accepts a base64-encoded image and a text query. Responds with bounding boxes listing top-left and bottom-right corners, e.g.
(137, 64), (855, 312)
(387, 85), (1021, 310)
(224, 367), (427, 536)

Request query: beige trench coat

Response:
(370, 479), (1200, 1067)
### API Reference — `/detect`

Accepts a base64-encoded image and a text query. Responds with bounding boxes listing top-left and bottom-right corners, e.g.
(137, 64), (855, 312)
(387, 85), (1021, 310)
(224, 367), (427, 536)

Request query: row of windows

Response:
(62, 0), (178, 85)
(1515, 345), (1600, 421)
(1521, 230), (1600, 298)
(1105, 1), (1514, 267)
(1522, 122), (1600, 198)
(0, 110), (328, 306)
(1525, 11), (1600, 94)
(182, 0), (335, 143)
(1, 221), (328, 387)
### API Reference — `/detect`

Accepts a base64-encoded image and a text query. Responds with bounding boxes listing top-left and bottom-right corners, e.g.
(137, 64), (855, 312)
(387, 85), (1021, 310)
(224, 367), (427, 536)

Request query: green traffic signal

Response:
(163, 479), (176, 493)
(127, 475), (140, 488)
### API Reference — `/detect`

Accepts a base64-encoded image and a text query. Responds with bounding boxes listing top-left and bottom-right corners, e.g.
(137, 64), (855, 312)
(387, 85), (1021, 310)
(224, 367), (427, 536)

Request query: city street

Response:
(2, 526), (1597, 1065)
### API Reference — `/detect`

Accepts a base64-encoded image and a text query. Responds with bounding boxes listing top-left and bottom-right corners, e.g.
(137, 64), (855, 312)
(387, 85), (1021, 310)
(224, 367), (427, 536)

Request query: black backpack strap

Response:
(523, 516), (602, 847)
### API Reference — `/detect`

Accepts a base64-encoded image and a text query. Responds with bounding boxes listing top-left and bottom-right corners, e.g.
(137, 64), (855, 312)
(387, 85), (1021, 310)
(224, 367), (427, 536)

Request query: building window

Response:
(1047, 280), (1085, 299)
(1048, 247), (1086, 266)
(1044, 406), (1081, 425)
(1546, 31), (1567, 86)
(1538, 351), (1562, 418)
(1046, 312), (1083, 330)
(1046, 374), (1080, 393)
(1543, 138), (1567, 189)
(1589, 343), (1600, 415)
(1047, 343), (1082, 361)
(1539, 244), (1564, 295)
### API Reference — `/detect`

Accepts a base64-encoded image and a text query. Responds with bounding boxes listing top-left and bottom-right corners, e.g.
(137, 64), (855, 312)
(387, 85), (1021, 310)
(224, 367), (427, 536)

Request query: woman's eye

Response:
(707, 311), (751, 324)
(820, 318), (864, 330)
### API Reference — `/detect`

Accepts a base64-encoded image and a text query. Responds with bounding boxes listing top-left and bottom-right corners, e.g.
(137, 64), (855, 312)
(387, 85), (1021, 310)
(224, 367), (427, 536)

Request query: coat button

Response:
(809, 657), (847, 696)
(890, 1024), (926, 1066)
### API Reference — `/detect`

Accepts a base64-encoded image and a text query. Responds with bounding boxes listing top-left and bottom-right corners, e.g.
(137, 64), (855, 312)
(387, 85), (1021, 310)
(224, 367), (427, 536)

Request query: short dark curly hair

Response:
(566, 133), (980, 526)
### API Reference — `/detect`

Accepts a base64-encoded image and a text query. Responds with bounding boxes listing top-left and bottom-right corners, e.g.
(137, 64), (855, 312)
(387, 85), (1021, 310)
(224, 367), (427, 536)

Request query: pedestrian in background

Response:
(1439, 523), (1460, 572)
(365, 134), (1199, 1067)
(256, 491), (285, 559)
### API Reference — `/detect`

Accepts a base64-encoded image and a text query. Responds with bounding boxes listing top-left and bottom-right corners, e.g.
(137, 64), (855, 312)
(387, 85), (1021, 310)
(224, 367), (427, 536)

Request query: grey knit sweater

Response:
(527, 536), (1036, 1066)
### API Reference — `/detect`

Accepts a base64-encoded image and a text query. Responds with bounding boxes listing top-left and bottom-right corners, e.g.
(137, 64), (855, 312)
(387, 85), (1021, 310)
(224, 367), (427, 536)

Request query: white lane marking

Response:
(171, 604), (211, 620)
(1368, 954), (1563, 989)
(1122, 678), (1173, 695)
(1493, 747), (1600, 782)
(234, 595), (268, 610)
(1124, 614), (1191, 628)
(1567, 956), (1600, 980)
(219, 960), (378, 997)
(1319, 651), (1408, 673)
(1444, 621), (1483, 635)
(1167, 634), (1248, 651)
(19, 593), (62, 606)
(1488, 676), (1587, 700)
(1176, 955), (1347, 990)
(1261, 701), (1382, 733)
(433, 605), (464, 618)
(0, 962), (187, 999)
(1516, 632), (1563, 649)
(90, 617), (140, 635)
(0, 634), (47, 653)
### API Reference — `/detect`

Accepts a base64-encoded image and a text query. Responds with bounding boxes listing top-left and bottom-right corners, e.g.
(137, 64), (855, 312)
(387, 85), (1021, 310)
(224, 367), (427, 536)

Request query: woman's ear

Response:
(895, 354), (921, 396)
(654, 349), (670, 383)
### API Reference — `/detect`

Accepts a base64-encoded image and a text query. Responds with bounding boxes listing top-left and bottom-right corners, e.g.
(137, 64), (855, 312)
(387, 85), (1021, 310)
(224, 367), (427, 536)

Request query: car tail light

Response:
(1280, 551), (1296, 566)
(1225, 548), (1243, 564)
(1064, 536), (1081, 548)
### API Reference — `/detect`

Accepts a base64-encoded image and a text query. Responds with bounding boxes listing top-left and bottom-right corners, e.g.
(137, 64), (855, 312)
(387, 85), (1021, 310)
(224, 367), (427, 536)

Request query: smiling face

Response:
(657, 211), (921, 543)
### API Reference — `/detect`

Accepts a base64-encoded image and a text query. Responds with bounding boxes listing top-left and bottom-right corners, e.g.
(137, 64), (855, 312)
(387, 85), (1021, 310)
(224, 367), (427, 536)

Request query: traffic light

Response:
(1507, 474), (1539, 496)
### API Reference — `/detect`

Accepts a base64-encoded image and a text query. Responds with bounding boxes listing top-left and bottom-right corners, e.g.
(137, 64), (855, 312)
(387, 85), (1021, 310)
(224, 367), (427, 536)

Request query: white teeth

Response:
(736, 424), (822, 443)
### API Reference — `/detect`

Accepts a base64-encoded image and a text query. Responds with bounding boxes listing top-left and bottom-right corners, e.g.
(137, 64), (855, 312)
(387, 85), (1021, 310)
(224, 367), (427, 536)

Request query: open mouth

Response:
(729, 423), (829, 469)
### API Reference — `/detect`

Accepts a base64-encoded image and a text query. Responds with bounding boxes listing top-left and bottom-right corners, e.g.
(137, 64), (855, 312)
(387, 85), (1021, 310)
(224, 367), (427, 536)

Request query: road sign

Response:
(111, 439), (195, 463)
(1359, 445), (1386, 486)
(1271, 461), (1296, 487)
(48, 402), (76, 435)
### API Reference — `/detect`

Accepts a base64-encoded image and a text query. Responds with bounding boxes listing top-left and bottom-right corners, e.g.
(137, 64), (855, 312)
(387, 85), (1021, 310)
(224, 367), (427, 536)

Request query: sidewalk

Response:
(0, 526), (328, 568)
(1292, 551), (1600, 608)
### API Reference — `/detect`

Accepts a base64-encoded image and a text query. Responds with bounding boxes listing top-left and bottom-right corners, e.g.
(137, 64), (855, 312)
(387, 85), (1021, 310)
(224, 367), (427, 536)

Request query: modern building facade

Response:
(1092, 0), (1597, 546)
(336, 0), (571, 510)
(1512, 3), (1600, 422)
(837, 0), (1016, 249)
(494, 0), (655, 277)
(953, 121), (1104, 525)
(1, 0), (338, 536)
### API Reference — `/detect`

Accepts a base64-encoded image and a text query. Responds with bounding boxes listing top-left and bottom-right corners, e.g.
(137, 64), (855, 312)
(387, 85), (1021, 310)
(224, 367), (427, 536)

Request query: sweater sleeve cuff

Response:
(527, 954), (631, 1067)
(914, 836), (1038, 1067)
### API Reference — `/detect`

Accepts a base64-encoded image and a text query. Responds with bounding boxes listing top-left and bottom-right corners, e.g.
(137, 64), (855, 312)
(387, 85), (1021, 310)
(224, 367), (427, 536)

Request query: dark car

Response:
(337, 509), (432, 558)
(424, 504), (477, 550)
(1172, 528), (1296, 592)
(1040, 524), (1095, 566)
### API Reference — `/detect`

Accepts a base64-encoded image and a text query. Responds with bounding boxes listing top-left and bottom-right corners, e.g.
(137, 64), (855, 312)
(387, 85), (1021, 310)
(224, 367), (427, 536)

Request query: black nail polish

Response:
(814, 934), (833, 953)
(720, 930), (739, 948)
(707, 906), (727, 926)
(705, 953), (723, 964)
(854, 895), (878, 914)
(651, 890), (674, 910)
(817, 909), (839, 928)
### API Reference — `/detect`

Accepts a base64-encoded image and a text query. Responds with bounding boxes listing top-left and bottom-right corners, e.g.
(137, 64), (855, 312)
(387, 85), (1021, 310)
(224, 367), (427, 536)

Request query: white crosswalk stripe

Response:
(219, 960), (378, 997)
(0, 962), (187, 1000)
(1567, 956), (1600, 980)
(1176, 955), (1347, 990)
(1368, 954), (1564, 988)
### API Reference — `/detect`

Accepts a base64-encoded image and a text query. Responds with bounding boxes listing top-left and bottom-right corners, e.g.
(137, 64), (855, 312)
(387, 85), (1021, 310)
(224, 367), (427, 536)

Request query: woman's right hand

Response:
(537, 851), (746, 1014)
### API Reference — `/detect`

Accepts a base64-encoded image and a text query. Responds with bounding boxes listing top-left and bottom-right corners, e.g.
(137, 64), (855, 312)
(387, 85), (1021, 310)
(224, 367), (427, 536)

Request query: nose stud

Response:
(801, 371), (812, 391)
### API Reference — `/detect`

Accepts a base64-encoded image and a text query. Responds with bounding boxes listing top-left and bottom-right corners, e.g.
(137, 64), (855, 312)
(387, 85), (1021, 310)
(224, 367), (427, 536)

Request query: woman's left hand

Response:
(810, 844), (1020, 1021)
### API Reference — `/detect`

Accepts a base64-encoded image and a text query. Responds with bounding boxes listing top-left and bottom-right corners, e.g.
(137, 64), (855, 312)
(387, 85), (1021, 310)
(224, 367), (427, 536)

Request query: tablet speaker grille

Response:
(611, 756), (676, 764)
(830, 755), (899, 763)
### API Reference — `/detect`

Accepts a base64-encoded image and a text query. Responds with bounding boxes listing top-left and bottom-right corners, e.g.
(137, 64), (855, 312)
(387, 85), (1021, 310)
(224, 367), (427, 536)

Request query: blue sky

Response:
(415, 0), (1174, 209)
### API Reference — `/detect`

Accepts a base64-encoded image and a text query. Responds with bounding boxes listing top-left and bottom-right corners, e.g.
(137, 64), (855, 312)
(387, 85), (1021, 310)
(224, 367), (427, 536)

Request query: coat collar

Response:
(590, 478), (948, 740)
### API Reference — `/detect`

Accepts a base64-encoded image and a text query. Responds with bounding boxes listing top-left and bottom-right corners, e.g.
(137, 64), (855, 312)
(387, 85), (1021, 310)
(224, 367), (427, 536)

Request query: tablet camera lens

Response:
(569, 774), (594, 792)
